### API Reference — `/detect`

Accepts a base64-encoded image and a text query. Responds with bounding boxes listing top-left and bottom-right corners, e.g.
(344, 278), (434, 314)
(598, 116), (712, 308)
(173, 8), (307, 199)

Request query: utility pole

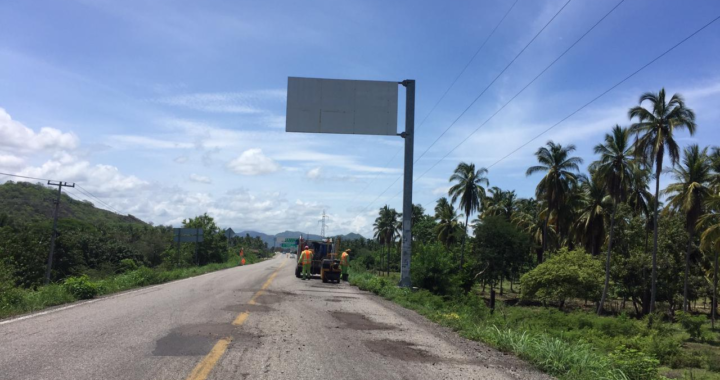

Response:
(45, 181), (75, 284)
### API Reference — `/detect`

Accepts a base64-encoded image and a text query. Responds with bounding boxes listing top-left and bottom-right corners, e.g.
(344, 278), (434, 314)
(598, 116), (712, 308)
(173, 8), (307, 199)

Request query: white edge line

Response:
(0, 256), (280, 326)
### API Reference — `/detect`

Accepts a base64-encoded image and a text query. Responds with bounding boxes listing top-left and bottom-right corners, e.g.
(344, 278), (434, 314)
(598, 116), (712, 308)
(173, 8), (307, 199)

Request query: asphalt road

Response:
(0, 255), (552, 380)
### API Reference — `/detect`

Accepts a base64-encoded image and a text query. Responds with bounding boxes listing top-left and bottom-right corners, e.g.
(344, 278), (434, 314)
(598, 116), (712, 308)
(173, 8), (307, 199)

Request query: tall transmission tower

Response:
(318, 210), (329, 238)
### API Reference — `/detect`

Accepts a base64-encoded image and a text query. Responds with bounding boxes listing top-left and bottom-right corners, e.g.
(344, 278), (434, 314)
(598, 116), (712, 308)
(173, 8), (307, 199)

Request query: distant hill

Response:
(236, 229), (366, 248)
(0, 181), (146, 226)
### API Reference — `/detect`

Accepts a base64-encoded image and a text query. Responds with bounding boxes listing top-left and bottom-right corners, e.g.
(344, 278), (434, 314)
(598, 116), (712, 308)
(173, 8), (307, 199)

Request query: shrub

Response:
(62, 275), (99, 300)
(1, 287), (24, 307)
(118, 259), (138, 273)
(129, 266), (160, 287)
(410, 243), (457, 295)
(520, 248), (603, 308)
(609, 346), (659, 380)
(597, 314), (636, 337)
(643, 333), (682, 364)
(675, 312), (705, 341)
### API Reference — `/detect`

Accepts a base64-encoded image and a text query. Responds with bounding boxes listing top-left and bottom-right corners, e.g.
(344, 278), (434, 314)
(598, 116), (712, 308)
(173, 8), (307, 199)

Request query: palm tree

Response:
(698, 195), (720, 327)
(373, 205), (401, 274)
(627, 165), (653, 218)
(663, 145), (712, 311)
(592, 125), (635, 314)
(512, 198), (556, 264)
(412, 204), (426, 227)
(709, 147), (720, 192)
(448, 162), (489, 269)
(434, 197), (463, 251)
(526, 141), (583, 261)
(575, 175), (609, 257)
(629, 88), (696, 313)
(483, 187), (517, 221)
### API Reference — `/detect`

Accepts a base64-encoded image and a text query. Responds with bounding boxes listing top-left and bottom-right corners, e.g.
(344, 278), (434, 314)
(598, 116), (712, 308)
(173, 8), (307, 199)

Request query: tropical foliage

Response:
(364, 88), (720, 379)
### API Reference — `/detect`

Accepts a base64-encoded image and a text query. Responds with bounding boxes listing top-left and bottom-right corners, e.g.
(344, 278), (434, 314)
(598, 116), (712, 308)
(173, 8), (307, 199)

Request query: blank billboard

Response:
(286, 77), (398, 136)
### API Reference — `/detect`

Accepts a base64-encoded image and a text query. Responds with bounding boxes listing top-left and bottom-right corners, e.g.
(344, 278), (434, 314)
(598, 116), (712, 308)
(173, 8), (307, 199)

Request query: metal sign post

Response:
(399, 80), (414, 288)
(285, 76), (415, 287)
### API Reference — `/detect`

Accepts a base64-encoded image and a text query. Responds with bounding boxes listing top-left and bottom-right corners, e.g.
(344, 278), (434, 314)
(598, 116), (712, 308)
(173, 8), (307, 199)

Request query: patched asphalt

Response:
(0, 255), (553, 380)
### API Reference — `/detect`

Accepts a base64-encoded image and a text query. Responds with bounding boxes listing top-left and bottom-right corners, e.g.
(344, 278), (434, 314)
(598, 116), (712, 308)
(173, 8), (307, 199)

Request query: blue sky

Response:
(1, 0), (719, 238)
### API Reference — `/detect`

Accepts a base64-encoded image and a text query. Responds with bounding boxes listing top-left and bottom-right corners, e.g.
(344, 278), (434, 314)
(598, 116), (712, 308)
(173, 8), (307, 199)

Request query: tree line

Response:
(0, 207), (269, 290)
(371, 88), (720, 318)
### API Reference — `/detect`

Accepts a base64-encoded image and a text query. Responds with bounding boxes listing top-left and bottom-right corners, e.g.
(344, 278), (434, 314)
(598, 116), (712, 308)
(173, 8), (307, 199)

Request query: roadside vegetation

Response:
(340, 88), (720, 380)
(0, 194), (272, 319)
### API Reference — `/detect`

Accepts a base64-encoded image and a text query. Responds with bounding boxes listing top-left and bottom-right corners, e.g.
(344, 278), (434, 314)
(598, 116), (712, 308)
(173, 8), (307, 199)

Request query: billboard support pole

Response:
(399, 79), (415, 288)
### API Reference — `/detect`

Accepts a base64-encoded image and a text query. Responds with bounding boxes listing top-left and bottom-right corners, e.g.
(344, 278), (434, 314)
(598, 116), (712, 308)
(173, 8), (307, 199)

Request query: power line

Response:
(414, 11), (720, 210)
(352, 0), (571, 219)
(412, 0), (573, 164)
(0, 171), (124, 215)
(486, 13), (720, 170)
(357, 0), (620, 219)
(347, 0), (519, 206)
(75, 185), (124, 215)
(411, 0), (626, 186)
(0, 172), (55, 182)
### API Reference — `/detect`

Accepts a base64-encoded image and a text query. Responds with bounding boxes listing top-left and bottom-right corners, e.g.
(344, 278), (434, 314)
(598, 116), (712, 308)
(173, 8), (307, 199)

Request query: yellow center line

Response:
(184, 258), (287, 380)
(232, 311), (249, 326)
(184, 338), (232, 380)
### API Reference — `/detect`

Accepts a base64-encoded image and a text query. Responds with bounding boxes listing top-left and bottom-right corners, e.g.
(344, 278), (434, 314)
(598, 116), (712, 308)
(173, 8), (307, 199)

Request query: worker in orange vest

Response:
(340, 249), (350, 281)
(300, 245), (313, 280)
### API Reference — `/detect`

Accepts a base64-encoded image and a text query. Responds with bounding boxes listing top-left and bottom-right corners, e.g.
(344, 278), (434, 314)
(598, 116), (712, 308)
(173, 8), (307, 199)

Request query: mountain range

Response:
(233, 230), (365, 248)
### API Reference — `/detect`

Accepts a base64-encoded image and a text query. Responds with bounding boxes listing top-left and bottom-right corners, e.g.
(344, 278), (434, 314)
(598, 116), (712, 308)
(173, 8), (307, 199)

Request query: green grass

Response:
(348, 268), (720, 380)
(0, 253), (265, 319)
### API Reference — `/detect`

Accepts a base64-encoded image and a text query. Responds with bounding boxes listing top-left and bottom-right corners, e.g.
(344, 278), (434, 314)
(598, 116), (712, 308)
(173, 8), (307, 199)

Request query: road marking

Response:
(248, 291), (262, 305)
(232, 312), (249, 326)
(184, 337), (232, 380)
(183, 258), (288, 380)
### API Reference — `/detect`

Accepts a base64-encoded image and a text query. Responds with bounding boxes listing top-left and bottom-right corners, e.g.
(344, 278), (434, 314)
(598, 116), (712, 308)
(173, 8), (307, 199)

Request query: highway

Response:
(0, 255), (551, 380)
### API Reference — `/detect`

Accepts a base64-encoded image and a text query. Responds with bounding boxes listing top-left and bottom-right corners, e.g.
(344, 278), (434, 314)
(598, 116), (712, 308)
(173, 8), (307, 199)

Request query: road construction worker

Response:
(340, 249), (350, 281)
(300, 245), (313, 280)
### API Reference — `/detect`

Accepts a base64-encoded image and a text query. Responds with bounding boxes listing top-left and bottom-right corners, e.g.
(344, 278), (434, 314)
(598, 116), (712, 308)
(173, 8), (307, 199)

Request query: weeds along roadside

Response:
(347, 267), (674, 380)
(0, 252), (265, 320)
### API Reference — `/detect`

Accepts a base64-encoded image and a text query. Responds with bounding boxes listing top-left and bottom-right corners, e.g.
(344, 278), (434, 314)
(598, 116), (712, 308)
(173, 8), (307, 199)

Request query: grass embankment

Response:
(0, 253), (265, 320)
(349, 268), (720, 380)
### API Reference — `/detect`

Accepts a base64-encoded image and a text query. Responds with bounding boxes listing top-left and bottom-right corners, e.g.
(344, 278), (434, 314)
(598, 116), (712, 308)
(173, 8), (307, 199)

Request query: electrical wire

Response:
(75, 185), (123, 215)
(0, 171), (124, 215)
(353, 0), (573, 219)
(415, 11), (720, 209)
(347, 0), (519, 207)
(355, 0), (620, 220)
(0, 171), (55, 182)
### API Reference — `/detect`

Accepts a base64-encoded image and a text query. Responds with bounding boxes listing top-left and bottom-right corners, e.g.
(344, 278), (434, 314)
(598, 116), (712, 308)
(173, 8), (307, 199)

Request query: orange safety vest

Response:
(340, 251), (349, 266)
(300, 250), (313, 265)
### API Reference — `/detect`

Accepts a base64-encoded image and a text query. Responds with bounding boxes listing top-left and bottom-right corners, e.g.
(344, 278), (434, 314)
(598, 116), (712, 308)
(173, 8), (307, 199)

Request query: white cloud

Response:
(0, 154), (24, 169)
(111, 135), (194, 149)
(274, 150), (402, 174)
(174, 155), (189, 164)
(226, 148), (280, 175)
(306, 167), (321, 180)
(432, 186), (450, 196)
(154, 90), (285, 114)
(0, 108), (78, 153)
(18, 155), (150, 197)
(189, 173), (212, 184)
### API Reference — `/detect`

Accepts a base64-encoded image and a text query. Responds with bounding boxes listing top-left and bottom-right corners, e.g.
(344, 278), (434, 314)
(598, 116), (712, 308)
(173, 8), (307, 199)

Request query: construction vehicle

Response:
(295, 238), (342, 283)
